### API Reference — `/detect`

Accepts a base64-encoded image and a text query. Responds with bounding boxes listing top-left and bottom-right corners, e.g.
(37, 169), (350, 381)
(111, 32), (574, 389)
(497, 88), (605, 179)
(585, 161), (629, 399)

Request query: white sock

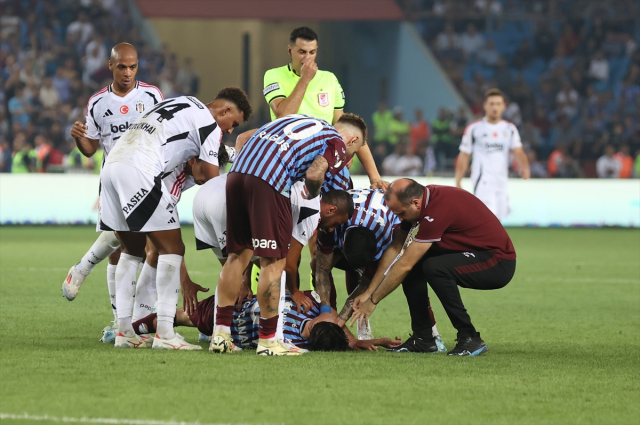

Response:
(106, 264), (118, 323)
(155, 254), (182, 339)
(77, 231), (120, 274)
(115, 253), (143, 336)
(132, 262), (157, 321)
(432, 324), (440, 337)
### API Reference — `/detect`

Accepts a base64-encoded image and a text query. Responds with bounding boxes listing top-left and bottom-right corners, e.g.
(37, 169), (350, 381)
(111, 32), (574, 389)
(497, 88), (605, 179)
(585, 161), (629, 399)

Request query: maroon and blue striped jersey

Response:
(317, 188), (400, 261)
(322, 164), (353, 193)
(230, 115), (347, 197)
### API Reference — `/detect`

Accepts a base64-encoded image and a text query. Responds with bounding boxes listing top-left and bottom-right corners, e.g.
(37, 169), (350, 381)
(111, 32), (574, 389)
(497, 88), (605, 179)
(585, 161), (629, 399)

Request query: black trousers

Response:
(413, 251), (516, 339)
(401, 264), (436, 339)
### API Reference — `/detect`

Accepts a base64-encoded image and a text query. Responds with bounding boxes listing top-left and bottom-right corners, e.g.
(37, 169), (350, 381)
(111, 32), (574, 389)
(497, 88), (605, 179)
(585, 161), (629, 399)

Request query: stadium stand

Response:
(391, 0), (640, 177)
(0, 0), (198, 174)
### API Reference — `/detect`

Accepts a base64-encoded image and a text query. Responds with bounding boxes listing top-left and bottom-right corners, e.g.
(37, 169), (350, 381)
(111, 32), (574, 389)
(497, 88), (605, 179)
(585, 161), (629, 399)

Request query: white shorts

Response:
(473, 180), (510, 220)
(193, 174), (227, 259)
(99, 162), (179, 232)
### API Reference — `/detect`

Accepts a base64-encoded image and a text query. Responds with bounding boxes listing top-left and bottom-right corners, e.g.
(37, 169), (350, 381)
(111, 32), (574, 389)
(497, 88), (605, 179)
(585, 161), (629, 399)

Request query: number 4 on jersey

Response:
(143, 99), (191, 122)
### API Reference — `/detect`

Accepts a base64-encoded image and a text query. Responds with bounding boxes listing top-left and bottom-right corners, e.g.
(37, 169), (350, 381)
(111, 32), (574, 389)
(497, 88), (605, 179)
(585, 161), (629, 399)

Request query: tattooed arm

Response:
(337, 280), (369, 325)
(314, 248), (334, 308)
(305, 155), (328, 199)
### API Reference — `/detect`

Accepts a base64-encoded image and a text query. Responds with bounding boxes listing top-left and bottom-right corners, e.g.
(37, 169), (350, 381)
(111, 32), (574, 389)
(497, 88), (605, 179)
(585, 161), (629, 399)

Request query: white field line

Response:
(0, 413), (267, 425)
(521, 276), (640, 284)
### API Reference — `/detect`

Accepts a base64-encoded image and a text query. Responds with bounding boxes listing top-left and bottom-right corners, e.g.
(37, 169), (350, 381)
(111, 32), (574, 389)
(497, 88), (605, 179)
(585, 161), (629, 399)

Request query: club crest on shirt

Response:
(135, 101), (145, 113)
(318, 93), (329, 107)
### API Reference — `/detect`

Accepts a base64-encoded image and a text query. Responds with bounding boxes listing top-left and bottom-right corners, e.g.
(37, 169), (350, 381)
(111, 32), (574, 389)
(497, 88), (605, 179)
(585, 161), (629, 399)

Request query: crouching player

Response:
(132, 290), (402, 351)
(315, 188), (446, 353)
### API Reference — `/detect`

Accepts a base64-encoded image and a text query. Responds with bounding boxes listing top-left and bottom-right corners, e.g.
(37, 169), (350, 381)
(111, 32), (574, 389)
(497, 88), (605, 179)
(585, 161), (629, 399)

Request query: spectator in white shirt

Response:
(461, 23), (485, 58)
(556, 82), (579, 118)
(39, 77), (59, 108)
(66, 11), (94, 47)
(382, 144), (423, 176)
(478, 39), (500, 67)
(436, 22), (461, 52)
(597, 144), (621, 178)
(588, 50), (609, 82)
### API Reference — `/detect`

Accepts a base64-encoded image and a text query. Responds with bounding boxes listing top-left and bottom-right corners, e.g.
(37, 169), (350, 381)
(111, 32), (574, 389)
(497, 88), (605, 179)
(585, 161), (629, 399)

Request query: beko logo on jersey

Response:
(484, 142), (504, 150)
(252, 239), (277, 249)
(263, 83), (280, 96)
(110, 122), (130, 134)
(128, 122), (157, 135)
(122, 188), (149, 214)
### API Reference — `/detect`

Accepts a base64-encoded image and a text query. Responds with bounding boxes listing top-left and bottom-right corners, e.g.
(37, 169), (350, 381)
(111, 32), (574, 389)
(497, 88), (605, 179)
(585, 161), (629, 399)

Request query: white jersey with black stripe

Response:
(85, 81), (164, 158)
(459, 118), (522, 188)
(106, 95), (222, 177)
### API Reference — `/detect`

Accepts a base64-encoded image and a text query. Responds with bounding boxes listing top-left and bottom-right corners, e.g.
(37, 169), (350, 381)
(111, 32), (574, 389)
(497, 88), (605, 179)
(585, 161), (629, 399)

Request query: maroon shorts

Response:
(226, 172), (292, 258)
(188, 295), (216, 336)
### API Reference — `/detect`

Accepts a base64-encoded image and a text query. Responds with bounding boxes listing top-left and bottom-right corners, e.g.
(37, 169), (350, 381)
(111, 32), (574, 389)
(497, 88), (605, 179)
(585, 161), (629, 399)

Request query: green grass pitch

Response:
(0, 226), (638, 425)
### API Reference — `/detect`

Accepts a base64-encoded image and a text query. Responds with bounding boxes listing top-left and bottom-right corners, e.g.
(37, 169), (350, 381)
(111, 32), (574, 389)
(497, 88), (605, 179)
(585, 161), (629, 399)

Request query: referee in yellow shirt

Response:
(263, 26), (386, 189)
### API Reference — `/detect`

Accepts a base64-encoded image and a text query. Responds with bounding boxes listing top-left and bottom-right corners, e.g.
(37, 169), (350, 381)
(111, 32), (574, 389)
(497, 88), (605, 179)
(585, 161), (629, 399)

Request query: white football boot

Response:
(62, 265), (89, 301)
(209, 329), (242, 353)
(99, 321), (118, 343)
(256, 338), (303, 356)
(114, 332), (149, 348)
(152, 333), (202, 350)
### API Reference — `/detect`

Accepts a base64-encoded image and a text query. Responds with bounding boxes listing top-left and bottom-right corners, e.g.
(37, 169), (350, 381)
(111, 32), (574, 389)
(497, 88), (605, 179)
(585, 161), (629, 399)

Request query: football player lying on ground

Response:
(314, 188), (446, 352)
(98, 144), (235, 344)
(131, 290), (402, 351)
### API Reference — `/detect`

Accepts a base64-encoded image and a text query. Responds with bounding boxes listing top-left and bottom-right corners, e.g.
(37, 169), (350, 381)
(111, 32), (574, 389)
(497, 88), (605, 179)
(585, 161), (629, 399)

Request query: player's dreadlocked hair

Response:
(215, 87), (252, 122)
(290, 27), (318, 44)
(337, 113), (368, 144)
(384, 179), (425, 207)
(343, 227), (377, 268)
(308, 322), (349, 352)
(321, 190), (354, 219)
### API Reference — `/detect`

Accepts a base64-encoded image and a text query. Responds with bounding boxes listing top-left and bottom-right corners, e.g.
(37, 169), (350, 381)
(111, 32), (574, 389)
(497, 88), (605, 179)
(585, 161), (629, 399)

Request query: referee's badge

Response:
(318, 93), (329, 107)
(135, 101), (145, 113)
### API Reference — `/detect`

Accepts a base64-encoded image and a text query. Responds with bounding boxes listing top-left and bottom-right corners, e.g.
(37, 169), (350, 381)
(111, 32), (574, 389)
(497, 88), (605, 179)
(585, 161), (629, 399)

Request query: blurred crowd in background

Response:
(0, 0), (199, 174)
(1, 0), (638, 179)
(372, 0), (640, 178)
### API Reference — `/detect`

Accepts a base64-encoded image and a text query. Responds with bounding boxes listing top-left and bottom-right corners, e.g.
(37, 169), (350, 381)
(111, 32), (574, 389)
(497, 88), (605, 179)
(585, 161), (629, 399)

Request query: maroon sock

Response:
(259, 315), (279, 340)
(133, 313), (157, 335)
(215, 305), (235, 327)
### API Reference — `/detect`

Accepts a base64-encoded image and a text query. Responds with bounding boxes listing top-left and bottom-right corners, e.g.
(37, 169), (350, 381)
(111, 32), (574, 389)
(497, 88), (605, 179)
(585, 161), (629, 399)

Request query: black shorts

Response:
(225, 172), (292, 258)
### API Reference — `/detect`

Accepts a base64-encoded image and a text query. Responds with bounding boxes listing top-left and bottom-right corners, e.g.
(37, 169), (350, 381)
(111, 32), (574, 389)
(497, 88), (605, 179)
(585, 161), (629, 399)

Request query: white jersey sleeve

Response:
(508, 123), (523, 151)
(198, 119), (222, 166)
(85, 109), (100, 140)
(290, 180), (320, 246)
(459, 122), (476, 154)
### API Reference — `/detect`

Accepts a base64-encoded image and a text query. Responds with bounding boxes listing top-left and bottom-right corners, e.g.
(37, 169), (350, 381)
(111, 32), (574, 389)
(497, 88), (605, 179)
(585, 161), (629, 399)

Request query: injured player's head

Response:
(303, 319), (349, 352)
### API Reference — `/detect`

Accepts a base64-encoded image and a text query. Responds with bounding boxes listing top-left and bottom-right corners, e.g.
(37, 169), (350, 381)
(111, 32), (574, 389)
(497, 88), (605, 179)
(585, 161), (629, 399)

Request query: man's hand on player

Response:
(352, 292), (371, 312)
(70, 121), (87, 141)
(350, 298), (376, 327)
(351, 337), (402, 351)
(300, 58), (318, 82)
(291, 289), (313, 314)
(370, 179), (390, 192)
(181, 278), (209, 317)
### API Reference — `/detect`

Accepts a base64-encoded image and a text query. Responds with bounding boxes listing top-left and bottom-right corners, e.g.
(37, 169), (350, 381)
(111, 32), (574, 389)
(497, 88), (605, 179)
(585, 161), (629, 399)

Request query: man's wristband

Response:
(369, 294), (379, 305)
(320, 305), (332, 314)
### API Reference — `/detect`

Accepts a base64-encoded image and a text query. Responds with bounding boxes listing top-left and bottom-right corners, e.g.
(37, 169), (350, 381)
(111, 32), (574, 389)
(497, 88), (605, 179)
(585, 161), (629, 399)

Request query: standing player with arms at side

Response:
(263, 27), (387, 191)
(455, 88), (530, 220)
(62, 43), (164, 339)
(100, 89), (251, 350)
(210, 113), (366, 356)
